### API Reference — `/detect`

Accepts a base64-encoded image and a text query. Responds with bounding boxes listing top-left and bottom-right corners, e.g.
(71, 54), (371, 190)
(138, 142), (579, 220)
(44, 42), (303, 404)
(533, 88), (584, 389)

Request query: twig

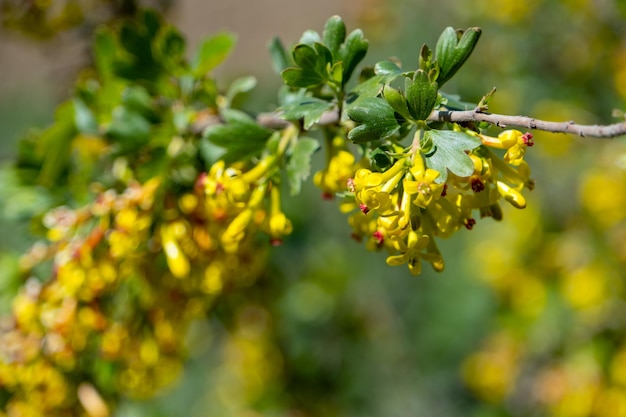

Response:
(195, 108), (626, 139)
(431, 108), (626, 138)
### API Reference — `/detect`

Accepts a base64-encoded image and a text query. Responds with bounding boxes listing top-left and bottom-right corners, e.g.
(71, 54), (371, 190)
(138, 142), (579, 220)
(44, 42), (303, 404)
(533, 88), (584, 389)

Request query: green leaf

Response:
(199, 138), (226, 165)
(477, 86), (497, 110)
(423, 130), (481, 183)
(348, 74), (385, 102)
(286, 137), (320, 195)
(268, 37), (290, 74)
(73, 98), (98, 135)
(338, 29), (368, 85)
(419, 44), (439, 81)
(141, 9), (162, 39)
(120, 23), (153, 61)
(369, 147), (393, 171)
(314, 42), (333, 68)
(374, 60), (403, 76)
(345, 72), (400, 109)
(435, 27), (482, 86)
(281, 97), (334, 129)
(439, 92), (476, 110)
(299, 30), (321, 45)
(37, 101), (76, 187)
(226, 76), (257, 104)
(192, 32), (237, 76)
(347, 97), (400, 143)
(156, 26), (186, 71)
(202, 109), (272, 162)
(405, 70), (438, 121)
(106, 106), (151, 146)
(93, 28), (116, 78)
(122, 86), (155, 120)
(323, 15), (346, 59)
(382, 85), (412, 121)
(0, 166), (51, 219)
(281, 43), (329, 88)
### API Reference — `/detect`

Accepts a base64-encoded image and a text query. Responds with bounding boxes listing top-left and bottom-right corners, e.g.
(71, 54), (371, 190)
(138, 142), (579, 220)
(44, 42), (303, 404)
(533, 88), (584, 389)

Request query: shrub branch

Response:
(196, 108), (626, 139)
(431, 108), (626, 138)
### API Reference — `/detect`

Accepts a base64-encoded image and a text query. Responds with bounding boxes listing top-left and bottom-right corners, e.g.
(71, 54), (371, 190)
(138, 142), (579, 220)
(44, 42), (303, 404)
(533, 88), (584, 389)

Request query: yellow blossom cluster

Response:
(0, 155), (291, 415)
(316, 129), (534, 275)
(461, 142), (626, 417)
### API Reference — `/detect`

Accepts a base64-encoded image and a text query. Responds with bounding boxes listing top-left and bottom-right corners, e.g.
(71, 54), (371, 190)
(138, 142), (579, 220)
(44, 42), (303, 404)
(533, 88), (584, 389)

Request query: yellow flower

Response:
(386, 230), (430, 275)
(403, 164), (441, 209)
(221, 208), (254, 253)
(496, 181), (527, 209)
(353, 158), (407, 215)
(314, 136), (357, 198)
(264, 186), (293, 245)
(160, 224), (190, 279)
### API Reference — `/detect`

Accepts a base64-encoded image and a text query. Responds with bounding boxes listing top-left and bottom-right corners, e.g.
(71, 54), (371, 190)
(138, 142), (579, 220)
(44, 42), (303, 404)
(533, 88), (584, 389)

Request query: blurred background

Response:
(1, 0), (626, 416)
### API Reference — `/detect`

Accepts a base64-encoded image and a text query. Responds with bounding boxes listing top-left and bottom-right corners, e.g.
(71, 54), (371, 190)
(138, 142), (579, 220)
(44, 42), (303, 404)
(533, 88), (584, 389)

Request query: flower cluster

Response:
(0, 156), (290, 415)
(460, 141), (626, 417)
(201, 156), (292, 253)
(316, 129), (534, 275)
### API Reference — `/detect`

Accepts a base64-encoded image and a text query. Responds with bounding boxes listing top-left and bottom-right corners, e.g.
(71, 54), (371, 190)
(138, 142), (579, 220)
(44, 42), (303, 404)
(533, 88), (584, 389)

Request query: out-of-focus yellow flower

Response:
(462, 332), (521, 403)
(580, 170), (626, 230)
(594, 386), (626, 417)
(560, 261), (610, 311)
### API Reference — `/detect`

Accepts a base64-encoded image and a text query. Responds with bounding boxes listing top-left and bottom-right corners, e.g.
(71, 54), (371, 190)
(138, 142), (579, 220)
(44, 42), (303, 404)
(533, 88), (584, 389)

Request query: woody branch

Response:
(431, 108), (626, 138)
(196, 108), (626, 138)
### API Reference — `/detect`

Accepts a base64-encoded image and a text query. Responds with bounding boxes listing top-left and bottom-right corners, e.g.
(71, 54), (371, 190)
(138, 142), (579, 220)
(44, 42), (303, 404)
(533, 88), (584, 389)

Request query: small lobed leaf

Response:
(226, 76), (257, 104)
(73, 98), (98, 135)
(268, 37), (290, 74)
(439, 92), (476, 111)
(382, 85), (412, 121)
(120, 22), (153, 61)
(347, 97), (400, 143)
(313, 42), (333, 68)
(280, 97), (334, 130)
(405, 70), (438, 121)
(300, 30), (321, 45)
(192, 32), (237, 76)
(423, 130), (481, 183)
(202, 109), (272, 162)
(374, 60), (403, 77)
(323, 15), (346, 59)
(155, 26), (186, 71)
(338, 29), (369, 86)
(106, 106), (151, 148)
(286, 137), (320, 195)
(435, 27), (481, 86)
(93, 28), (116, 78)
(37, 101), (76, 186)
(282, 43), (328, 89)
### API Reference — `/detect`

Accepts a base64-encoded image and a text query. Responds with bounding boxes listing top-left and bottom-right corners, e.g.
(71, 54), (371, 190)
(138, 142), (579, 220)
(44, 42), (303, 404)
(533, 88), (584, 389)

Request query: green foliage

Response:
(435, 27), (482, 86)
(202, 109), (273, 162)
(346, 97), (400, 143)
(423, 130), (482, 182)
(286, 138), (320, 195)
(281, 15), (368, 93)
(4, 6), (624, 417)
(281, 96), (335, 129)
(405, 69), (439, 121)
(192, 33), (237, 76)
